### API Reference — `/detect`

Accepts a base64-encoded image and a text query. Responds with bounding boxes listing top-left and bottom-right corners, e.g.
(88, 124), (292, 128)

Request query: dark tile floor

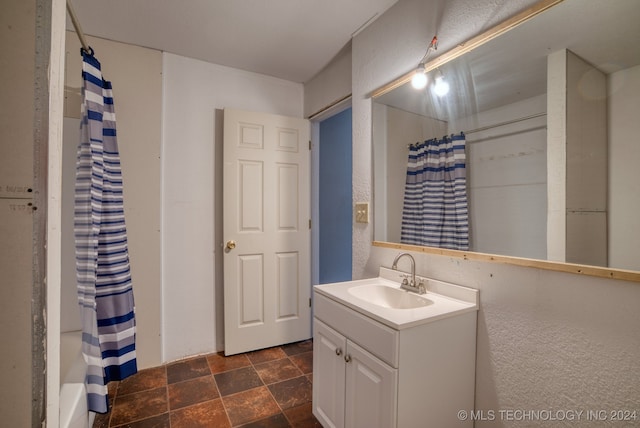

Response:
(93, 340), (321, 428)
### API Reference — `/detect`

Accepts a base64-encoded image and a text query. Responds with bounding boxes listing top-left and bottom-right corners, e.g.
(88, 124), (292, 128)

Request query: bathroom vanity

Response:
(312, 267), (478, 427)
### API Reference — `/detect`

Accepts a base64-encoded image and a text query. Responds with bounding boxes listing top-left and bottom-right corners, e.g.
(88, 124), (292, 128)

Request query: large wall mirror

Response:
(372, 0), (640, 280)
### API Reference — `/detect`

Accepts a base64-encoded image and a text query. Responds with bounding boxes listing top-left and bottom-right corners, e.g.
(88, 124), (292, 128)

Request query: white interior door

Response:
(223, 108), (311, 356)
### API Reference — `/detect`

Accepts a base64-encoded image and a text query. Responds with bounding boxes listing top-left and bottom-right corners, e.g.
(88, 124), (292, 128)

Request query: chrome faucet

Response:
(391, 253), (425, 294)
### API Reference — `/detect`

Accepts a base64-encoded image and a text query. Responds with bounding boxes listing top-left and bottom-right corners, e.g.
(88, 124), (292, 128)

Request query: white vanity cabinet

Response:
(314, 318), (398, 428)
(312, 272), (478, 428)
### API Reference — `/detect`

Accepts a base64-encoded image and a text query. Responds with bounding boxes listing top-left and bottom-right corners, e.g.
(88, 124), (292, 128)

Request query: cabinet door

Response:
(345, 340), (398, 428)
(313, 319), (347, 428)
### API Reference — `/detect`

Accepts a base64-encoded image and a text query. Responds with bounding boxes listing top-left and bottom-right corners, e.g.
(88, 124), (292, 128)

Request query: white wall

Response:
(304, 42), (352, 118)
(61, 117), (80, 333)
(609, 64), (640, 271)
(548, 49), (609, 266)
(1, 1), (37, 424)
(63, 34), (164, 370)
(364, 246), (640, 426)
(372, 103), (388, 241)
(546, 49), (568, 262)
(452, 94), (547, 259)
(162, 53), (304, 362)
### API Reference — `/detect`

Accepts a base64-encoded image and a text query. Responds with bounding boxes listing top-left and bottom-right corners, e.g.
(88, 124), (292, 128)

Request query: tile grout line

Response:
(168, 360), (225, 427)
(100, 342), (314, 428)
(164, 365), (170, 428)
(255, 351), (298, 427)
(212, 348), (276, 427)
(238, 347), (283, 427)
(106, 382), (116, 428)
(209, 362), (234, 428)
(232, 347), (300, 427)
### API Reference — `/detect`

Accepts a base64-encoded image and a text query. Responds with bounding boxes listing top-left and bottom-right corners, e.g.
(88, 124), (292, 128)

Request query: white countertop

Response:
(314, 268), (479, 330)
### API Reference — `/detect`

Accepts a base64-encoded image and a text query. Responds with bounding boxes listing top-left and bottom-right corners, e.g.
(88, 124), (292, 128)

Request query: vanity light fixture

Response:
(411, 63), (427, 89)
(432, 69), (450, 97)
(411, 35), (438, 90)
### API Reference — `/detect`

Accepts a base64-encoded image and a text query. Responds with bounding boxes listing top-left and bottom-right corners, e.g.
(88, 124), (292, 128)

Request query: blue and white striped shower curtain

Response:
(400, 133), (469, 250)
(74, 49), (137, 413)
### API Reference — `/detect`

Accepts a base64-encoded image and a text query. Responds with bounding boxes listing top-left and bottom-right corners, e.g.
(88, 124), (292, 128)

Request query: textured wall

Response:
(548, 49), (610, 266)
(343, 0), (640, 425)
(608, 64), (640, 271)
(365, 246), (640, 427)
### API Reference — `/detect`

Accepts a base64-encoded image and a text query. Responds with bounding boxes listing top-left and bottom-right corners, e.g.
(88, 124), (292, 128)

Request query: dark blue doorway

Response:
(319, 108), (352, 284)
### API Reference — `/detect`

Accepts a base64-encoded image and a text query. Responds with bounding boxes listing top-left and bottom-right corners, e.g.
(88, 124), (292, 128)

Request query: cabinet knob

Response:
(335, 348), (343, 356)
(225, 240), (236, 250)
(344, 354), (352, 363)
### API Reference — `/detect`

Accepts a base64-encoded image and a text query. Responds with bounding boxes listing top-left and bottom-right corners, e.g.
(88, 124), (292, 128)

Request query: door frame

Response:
(309, 98), (352, 290)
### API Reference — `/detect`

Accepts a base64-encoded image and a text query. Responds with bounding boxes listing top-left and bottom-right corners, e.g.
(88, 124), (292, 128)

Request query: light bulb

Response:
(433, 75), (450, 97)
(411, 64), (427, 89)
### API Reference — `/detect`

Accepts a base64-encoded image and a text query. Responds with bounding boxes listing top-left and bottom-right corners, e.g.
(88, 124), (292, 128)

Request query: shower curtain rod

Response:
(407, 112), (546, 148)
(464, 112), (546, 135)
(66, 0), (91, 54)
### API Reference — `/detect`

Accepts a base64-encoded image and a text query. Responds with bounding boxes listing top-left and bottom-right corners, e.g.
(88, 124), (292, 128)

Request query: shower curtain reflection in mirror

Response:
(400, 133), (469, 250)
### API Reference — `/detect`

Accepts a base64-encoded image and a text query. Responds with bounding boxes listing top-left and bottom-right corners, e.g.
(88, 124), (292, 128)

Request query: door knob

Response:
(226, 240), (236, 250)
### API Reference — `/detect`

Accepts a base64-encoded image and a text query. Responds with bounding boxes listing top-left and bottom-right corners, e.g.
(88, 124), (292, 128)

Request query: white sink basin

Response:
(314, 267), (479, 329)
(348, 284), (433, 309)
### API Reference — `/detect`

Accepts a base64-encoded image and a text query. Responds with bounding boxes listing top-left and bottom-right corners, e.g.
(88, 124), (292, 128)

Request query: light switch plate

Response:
(355, 202), (369, 223)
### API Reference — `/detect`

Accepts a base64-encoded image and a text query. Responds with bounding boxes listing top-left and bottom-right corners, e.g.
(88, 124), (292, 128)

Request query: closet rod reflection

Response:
(465, 112), (546, 134)
(407, 113), (547, 148)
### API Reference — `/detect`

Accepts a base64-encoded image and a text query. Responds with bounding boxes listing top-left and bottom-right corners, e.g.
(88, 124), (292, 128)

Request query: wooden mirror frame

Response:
(370, 0), (640, 283)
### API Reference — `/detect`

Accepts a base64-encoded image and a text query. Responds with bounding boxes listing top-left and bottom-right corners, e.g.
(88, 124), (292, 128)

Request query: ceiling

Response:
(376, 0), (640, 120)
(66, 0), (398, 83)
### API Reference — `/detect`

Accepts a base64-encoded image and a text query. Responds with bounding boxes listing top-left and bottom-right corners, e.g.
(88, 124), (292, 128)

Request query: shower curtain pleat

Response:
(74, 49), (137, 414)
(400, 133), (469, 250)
